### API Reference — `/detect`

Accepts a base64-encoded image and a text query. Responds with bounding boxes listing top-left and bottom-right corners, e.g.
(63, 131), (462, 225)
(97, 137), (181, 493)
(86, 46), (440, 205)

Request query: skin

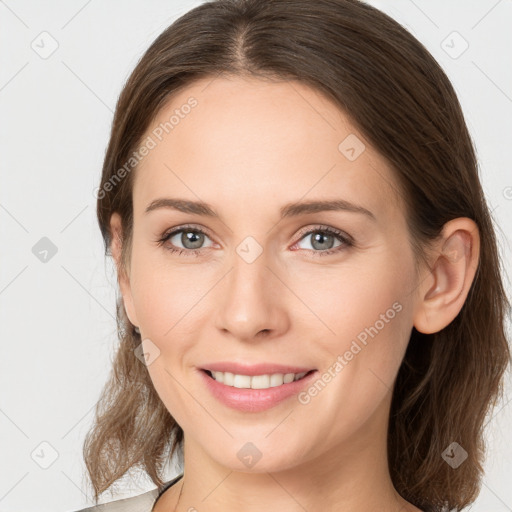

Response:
(109, 75), (480, 512)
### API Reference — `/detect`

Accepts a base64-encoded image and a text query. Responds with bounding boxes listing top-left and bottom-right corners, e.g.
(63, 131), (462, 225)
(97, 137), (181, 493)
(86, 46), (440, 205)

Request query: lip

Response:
(199, 361), (315, 376)
(199, 368), (318, 412)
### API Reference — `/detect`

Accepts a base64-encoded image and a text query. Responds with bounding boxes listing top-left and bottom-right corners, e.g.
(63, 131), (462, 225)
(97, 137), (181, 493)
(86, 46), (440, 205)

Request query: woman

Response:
(77, 0), (511, 510)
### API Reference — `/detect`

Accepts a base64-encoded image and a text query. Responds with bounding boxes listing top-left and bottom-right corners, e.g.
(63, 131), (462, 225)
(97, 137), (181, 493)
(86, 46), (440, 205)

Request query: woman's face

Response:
(114, 75), (424, 474)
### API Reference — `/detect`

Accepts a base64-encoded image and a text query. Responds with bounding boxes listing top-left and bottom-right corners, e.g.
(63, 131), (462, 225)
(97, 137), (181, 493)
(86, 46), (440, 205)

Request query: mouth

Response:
(201, 368), (316, 390)
(199, 367), (319, 412)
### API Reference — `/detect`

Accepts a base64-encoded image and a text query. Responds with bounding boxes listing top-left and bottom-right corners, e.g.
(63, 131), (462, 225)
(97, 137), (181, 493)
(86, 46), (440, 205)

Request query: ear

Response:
(413, 217), (480, 334)
(110, 212), (139, 328)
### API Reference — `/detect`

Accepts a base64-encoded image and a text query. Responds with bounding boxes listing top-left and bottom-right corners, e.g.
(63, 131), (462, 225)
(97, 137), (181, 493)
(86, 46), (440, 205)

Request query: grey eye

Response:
(169, 230), (212, 250)
(297, 231), (342, 251)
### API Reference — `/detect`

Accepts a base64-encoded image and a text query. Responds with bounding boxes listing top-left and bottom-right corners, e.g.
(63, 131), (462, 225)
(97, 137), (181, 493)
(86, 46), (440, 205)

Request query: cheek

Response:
(129, 245), (208, 335)
(294, 267), (414, 440)
(298, 250), (415, 383)
(297, 252), (412, 336)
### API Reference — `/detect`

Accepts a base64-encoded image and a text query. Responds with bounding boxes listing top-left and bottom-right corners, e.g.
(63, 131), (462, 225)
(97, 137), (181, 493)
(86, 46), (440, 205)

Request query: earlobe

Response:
(109, 212), (139, 327)
(413, 218), (480, 334)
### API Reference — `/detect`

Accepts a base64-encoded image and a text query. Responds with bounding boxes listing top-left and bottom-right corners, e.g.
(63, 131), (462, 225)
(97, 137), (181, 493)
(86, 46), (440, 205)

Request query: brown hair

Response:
(84, 0), (511, 509)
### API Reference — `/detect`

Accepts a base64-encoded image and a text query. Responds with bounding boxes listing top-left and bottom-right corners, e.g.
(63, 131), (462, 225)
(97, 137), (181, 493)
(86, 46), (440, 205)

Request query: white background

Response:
(0, 1), (511, 511)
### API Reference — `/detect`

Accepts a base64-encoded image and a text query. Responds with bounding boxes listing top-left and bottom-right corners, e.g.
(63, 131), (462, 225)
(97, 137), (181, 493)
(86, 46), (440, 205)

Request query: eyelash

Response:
(156, 224), (354, 258)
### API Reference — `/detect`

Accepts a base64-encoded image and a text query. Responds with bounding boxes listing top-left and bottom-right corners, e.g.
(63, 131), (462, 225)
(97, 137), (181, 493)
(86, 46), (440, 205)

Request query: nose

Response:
(214, 250), (290, 342)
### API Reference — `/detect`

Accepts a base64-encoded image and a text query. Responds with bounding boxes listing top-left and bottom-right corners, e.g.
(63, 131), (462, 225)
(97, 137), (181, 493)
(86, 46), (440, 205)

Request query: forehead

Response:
(133, 76), (403, 222)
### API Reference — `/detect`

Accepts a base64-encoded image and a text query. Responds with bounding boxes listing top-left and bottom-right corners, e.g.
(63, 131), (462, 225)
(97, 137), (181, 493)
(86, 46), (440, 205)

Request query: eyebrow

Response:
(145, 197), (376, 221)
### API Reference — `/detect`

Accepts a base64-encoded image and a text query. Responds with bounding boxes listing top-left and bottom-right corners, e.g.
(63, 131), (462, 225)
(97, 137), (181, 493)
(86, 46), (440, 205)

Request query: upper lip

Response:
(200, 362), (316, 376)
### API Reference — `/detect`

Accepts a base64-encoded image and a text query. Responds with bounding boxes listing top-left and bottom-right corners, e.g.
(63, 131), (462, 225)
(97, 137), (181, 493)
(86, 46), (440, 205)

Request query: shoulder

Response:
(70, 474), (184, 512)
(71, 487), (159, 512)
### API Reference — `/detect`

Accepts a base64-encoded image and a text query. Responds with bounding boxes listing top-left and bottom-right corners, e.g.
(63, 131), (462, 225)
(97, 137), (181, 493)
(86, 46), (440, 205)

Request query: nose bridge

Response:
(231, 248), (268, 300)
(214, 243), (285, 339)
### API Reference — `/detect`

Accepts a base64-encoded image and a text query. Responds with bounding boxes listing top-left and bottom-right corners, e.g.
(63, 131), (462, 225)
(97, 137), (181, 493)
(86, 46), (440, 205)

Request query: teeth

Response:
(210, 371), (309, 389)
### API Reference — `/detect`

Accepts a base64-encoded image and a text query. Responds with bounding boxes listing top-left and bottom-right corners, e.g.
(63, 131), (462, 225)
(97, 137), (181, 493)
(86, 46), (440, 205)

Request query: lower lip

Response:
(199, 369), (318, 412)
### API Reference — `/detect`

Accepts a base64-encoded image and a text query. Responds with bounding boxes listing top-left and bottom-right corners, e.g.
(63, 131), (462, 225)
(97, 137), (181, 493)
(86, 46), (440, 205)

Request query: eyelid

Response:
(162, 223), (214, 239)
(160, 224), (351, 243)
(294, 224), (354, 245)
